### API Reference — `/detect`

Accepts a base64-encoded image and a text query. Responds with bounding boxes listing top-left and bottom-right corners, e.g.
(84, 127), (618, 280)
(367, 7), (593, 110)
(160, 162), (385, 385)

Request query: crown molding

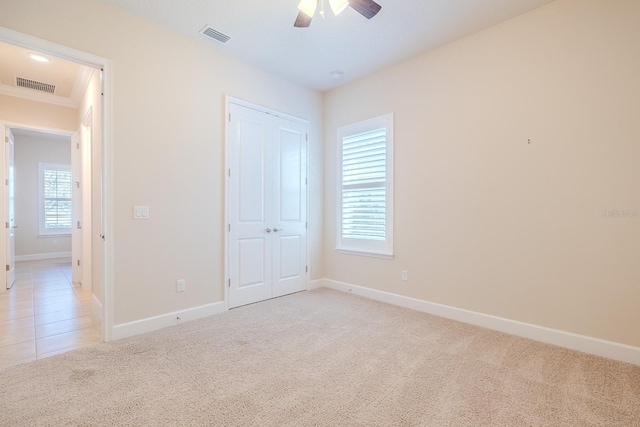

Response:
(0, 82), (78, 109)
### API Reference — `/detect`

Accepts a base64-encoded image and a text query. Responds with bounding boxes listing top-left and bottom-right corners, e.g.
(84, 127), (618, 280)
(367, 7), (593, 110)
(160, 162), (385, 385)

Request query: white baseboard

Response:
(112, 302), (226, 341)
(319, 279), (640, 366)
(309, 279), (324, 290)
(15, 252), (71, 262)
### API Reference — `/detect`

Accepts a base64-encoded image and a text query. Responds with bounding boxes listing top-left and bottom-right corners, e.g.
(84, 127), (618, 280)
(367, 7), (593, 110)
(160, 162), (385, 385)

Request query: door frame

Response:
(224, 96), (310, 311)
(1, 123), (75, 288)
(0, 26), (115, 342)
(78, 107), (93, 291)
(4, 127), (15, 289)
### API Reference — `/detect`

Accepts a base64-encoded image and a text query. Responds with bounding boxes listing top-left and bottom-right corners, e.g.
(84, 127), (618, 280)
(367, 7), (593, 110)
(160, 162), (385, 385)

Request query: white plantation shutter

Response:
(342, 129), (387, 240)
(39, 163), (72, 235)
(338, 114), (393, 257)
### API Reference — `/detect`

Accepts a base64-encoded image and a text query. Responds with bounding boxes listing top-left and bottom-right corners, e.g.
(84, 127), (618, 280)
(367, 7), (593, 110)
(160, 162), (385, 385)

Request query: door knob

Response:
(265, 227), (272, 233)
(273, 227), (284, 233)
(11, 225), (18, 229)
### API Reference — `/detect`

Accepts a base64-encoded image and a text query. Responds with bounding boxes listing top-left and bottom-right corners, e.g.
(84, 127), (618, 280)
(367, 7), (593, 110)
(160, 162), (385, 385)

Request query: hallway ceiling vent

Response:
(16, 77), (56, 94)
(200, 25), (231, 44)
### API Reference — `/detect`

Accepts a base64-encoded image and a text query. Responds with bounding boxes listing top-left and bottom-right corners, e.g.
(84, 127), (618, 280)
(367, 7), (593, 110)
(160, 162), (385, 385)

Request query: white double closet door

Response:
(227, 102), (308, 309)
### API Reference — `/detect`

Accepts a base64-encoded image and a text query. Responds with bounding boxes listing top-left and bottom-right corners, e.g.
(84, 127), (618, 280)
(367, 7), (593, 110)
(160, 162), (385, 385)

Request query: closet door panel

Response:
(228, 104), (273, 308)
(272, 117), (307, 298)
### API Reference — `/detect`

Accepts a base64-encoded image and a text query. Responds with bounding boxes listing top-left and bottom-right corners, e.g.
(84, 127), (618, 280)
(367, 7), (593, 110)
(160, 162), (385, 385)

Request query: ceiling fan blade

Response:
(294, 11), (313, 27)
(349, 0), (382, 19)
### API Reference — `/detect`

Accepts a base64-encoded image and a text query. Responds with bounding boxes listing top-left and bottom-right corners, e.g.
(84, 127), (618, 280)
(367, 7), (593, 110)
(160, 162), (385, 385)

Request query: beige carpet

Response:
(0, 288), (638, 426)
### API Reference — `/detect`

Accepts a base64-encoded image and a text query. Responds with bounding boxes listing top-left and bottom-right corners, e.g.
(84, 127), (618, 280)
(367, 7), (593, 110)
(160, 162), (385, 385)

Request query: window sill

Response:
(39, 233), (72, 238)
(335, 248), (394, 260)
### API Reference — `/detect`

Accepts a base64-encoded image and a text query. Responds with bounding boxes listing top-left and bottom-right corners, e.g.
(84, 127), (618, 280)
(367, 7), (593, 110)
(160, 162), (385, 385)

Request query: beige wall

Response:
(0, 0), (323, 324)
(13, 133), (72, 257)
(324, 0), (640, 347)
(0, 94), (77, 131)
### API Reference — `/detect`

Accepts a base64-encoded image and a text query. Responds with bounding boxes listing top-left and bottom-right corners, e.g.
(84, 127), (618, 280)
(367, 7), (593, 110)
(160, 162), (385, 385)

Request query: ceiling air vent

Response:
(16, 77), (56, 94)
(200, 25), (231, 44)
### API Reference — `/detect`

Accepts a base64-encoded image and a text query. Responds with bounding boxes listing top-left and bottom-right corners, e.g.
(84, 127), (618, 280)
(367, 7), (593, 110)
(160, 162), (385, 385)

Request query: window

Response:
(38, 162), (72, 236)
(337, 114), (393, 258)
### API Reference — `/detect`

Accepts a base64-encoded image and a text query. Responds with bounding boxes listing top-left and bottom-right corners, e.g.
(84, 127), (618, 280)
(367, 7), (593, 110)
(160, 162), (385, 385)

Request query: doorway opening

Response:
(0, 26), (113, 367)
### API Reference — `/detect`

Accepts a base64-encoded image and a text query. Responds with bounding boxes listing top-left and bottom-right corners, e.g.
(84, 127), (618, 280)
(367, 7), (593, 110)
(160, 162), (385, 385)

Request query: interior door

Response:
(72, 132), (82, 284)
(227, 102), (308, 308)
(5, 128), (16, 289)
(228, 104), (273, 308)
(272, 117), (307, 298)
(80, 110), (92, 292)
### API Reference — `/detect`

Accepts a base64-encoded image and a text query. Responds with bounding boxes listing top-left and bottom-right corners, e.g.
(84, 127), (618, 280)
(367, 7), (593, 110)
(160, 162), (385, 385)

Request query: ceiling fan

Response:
(294, 0), (382, 28)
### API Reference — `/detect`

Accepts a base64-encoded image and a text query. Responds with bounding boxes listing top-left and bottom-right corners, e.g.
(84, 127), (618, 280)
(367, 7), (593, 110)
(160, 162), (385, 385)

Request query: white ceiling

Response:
(97, 0), (556, 91)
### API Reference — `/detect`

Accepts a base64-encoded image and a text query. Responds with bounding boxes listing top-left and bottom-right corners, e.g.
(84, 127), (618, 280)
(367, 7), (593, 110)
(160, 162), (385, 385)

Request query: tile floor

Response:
(0, 258), (101, 370)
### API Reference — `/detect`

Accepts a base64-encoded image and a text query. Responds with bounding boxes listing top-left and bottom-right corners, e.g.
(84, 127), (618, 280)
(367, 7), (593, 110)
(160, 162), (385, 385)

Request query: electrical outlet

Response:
(52, 239), (57, 246)
(176, 279), (185, 293)
(401, 270), (408, 281)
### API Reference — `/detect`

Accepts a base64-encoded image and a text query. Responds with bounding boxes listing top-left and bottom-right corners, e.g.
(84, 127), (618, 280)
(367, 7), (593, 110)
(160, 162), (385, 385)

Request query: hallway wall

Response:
(13, 132), (72, 258)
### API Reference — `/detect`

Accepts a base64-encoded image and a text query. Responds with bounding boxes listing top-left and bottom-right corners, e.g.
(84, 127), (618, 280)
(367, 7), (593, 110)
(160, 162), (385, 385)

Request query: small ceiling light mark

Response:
(331, 71), (344, 79)
(29, 53), (50, 63)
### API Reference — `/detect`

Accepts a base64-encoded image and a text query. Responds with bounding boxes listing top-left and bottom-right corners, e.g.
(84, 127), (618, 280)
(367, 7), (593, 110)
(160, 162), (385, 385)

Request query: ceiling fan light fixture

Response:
(293, 0), (381, 27)
(329, 0), (349, 15)
(298, 0), (318, 18)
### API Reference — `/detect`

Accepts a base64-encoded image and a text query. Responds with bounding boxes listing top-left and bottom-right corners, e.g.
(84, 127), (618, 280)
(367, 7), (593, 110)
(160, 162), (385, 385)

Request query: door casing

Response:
(1, 124), (75, 286)
(4, 128), (15, 289)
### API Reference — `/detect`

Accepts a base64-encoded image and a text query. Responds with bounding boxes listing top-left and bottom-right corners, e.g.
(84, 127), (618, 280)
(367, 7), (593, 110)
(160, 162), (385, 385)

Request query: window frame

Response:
(336, 113), (394, 259)
(38, 162), (73, 237)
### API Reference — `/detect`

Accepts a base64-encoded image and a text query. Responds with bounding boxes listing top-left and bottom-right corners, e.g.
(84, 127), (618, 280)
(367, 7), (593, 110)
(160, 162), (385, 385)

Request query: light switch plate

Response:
(133, 206), (150, 219)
